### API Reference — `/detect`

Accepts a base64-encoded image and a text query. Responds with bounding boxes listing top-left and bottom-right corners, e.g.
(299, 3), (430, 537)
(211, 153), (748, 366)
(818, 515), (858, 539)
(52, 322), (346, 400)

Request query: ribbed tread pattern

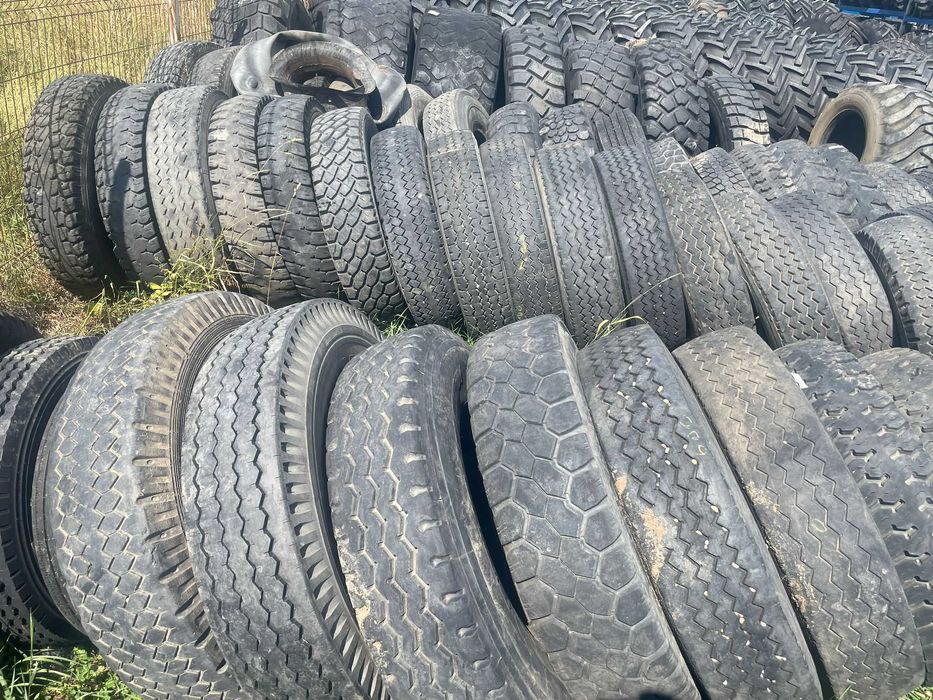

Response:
(487, 102), (541, 147)
(189, 47), (240, 95)
(538, 104), (597, 152)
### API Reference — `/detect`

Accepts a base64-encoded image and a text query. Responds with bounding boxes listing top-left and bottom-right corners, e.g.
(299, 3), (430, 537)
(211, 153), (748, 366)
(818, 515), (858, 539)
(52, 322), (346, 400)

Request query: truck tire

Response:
(144, 40), (218, 88)
(502, 24), (564, 115)
(703, 73), (770, 150)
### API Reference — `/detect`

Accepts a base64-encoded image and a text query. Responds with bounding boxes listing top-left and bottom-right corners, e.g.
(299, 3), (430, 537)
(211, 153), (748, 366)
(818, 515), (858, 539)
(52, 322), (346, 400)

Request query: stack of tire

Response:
(0, 288), (930, 699)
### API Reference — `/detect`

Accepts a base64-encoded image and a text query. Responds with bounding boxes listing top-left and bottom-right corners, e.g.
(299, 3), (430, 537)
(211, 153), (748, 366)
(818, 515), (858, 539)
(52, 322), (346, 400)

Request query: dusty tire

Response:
(538, 104), (597, 152)
(533, 143), (624, 344)
(0, 313), (40, 356)
(23, 74), (127, 296)
(691, 147), (752, 197)
(421, 89), (489, 144)
(487, 102), (541, 147)
(181, 300), (383, 699)
(865, 162), (933, 210)
(675, 327), (926, 700)
(467, 316), (698, 699)
(731, 142), (798, 201)
(580, 325), (821, 700)
(319, 0), (411, 75)
(189, 46), (240, 95)
(590, 107), (646, 150)
(397, 84), (433, 128)
(326, 326), (568, 699)
(230, 0), (312, 45)
(502, 24), (564, 115)
(593, 144), (687, 348)
(0, 337), (95, 647)
(309, 107), (406, 321)
(44, 292), (268, 698)
(563, 39), (637, 120)
(703, 73), (770, 150)
(94, 84), (170, 284)
(256, 95), (339, 301)
(371, 126), (460, 325)
(779, 340), (933, 684)
(144, 40), (219, 88)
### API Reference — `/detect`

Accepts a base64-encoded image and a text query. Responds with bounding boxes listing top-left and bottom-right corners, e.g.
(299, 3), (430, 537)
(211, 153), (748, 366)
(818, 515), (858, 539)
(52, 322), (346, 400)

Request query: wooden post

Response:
(168, 0), (181, 43)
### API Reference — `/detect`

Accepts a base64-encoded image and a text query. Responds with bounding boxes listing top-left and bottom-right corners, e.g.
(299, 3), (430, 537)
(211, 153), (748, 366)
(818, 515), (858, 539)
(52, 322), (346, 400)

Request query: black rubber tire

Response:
(593, 144), (687, 348)
(23, 74), (127, 297)
(533, 143), (624, 345)
(772, 192), (894, 355)
(865, 162), (933, 210)
(44, 292), (268, 699)
(467, 316), (699, 699)
(779, 340), (933, 685)
(208, 95), (298, 305)
(230, 0), (312, 45)
(703, 73), (770, 150)
(144, 40), (219, 88)
(0, 337), (95, 647)
(809, 83), (933, 173)
(674, 327), (925, 700)
(210, 0), (236, 46)
(326, 325), (568, 699)
(181, 300), (383, 699)
(857, 214), (933, 355)
(256, 95), (339, 301)
(188, 46), (240, 96)
(859, 17), (900, 44)
(147, 86), (226, 265)
(396, 84), (433, 129)
(565, 2), (613, 41)
(319, 0), (411, 75)
(690, 147), (753, 197)
(863, 347), (933, 452)
(487, 102), (541, 147)
(563, 39), (637, 120)
(309, 107), (406, 321)
(488, 0), (574, 45)
(371, 126), (460, 325)
(579, 325), (821, 700)
(649, 138), (755, 335)
(912, 167), (933, 198)
(480, 135), (562, 321)
(94, 84), (170, 285)
(0, 313), (40, 356)
(502, 24), (564, 116)
(537, 104), (597, 153)
(731, 142), (799, 201)
(411, 8), (501, 112)
(589, 107), (646, 150)
(426, 130), (514, 334)
(421, 89), (489, 144)
(631, 39), (709, 155)
(815, 143), (893, 230)
(710, 186), (845, 348)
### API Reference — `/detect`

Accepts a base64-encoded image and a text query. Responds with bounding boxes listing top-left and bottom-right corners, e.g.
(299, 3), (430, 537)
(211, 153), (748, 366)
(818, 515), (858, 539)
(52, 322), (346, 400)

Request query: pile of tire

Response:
(0, 289), (930, 699)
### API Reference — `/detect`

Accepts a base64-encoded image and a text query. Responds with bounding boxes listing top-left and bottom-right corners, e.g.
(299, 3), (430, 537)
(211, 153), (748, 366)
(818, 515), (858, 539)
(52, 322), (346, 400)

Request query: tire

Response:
(913, 167), (933, 198)
(189, 46), (240, 96)
(487, 102), (541, 147)
(533, 143), (624, 344)
(649, 137), (755, 335)
(144, 40), (218, 88)
(538, 104), (597, 153)
(397, 84), (433, 128)
(710, 186), (845, 347)
(231, 0), (312, 45)
(690, 147), (752, 198)
(859, 17), (900, 44)
(563, 39), (637, 120)
(411, 8), (501, 112)
(579, 325), (821, 700)
(815, 143), (892, 230)
(23, 74), (127, 296)
(44, 292), (268, 699)
(857, 214), (933, 355)
(501, 24), (564, 116)
(94, 84), (170, 285)
(771, 192), (894, 355)
(593, 145), (687, 348)
(371, 126), (460, 325)
(326, 326), (568, 699)
(589, 107), (646, 150)
(426, 130), (514, 334)
(703, 73), (770, 150)
(421, 89), (489, 144)
(181, 300), (383, 699)
(565, 2), (613, 41)
(480, 135), (562, 321)
(256, 95), (339, 301)
(319, 0), (411, 75)
(674, 327), (925, 700)
(467, 316), (698, 699)
(809, 83), (933, 173)
(0, 337), (95, 647)
(778, 340), (933, 684)
(309, 107), (406, 321)
(147, 86), (226, 265)
(488, 0), (574, 45)
(0, 313), (40, 356)
(731, 142), (798, 201)
(631, 39), (709, 155)
(865, 162), (933, 210)
(208, 95), (298, 305)
(210, 0), (236, 46)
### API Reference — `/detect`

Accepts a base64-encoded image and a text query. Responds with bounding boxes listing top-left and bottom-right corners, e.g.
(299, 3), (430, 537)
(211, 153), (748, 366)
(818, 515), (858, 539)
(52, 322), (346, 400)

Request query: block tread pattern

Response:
(503, 24), (564, 115)
(703, 74), (770, 150)
(320, 0), (411, 74)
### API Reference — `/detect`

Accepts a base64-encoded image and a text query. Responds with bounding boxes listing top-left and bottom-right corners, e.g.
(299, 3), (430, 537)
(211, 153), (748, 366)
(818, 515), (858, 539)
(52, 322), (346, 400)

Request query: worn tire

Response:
(44, 292), (268, 698)
(189, 46), (240, 95)
(865, 162), (933, 210)
(397, 84), (433, 128)
(675, 327), (925, 700)
(421, 89), (489, 144)
(326, 326), (568, 700)
(589, 107), (646, 150)
(502, 24), (564, 116)
(0, 313), (40, 356)
(731, 142), (798, 201)
(703, 73), (770, 150)
(467, 316), (698, 699)
(144, 40), (218, 88)
(230, 0), (312, 45)
(691, 147), (752, 197)
(487, 102), (541, 147)
(563, 39), (637, 120)
(580, 325), (821, 700)
(23, 74), (127, 296)
(538, 104), (597, 153)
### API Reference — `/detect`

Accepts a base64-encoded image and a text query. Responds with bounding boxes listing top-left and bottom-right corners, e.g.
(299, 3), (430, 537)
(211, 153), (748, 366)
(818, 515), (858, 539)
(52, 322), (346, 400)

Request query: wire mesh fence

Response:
(0, 0), (214, 219)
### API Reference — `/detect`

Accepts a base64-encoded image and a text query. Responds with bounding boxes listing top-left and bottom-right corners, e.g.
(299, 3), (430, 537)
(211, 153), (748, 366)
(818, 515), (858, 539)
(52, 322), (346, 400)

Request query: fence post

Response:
(168, 0), (181, 42)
